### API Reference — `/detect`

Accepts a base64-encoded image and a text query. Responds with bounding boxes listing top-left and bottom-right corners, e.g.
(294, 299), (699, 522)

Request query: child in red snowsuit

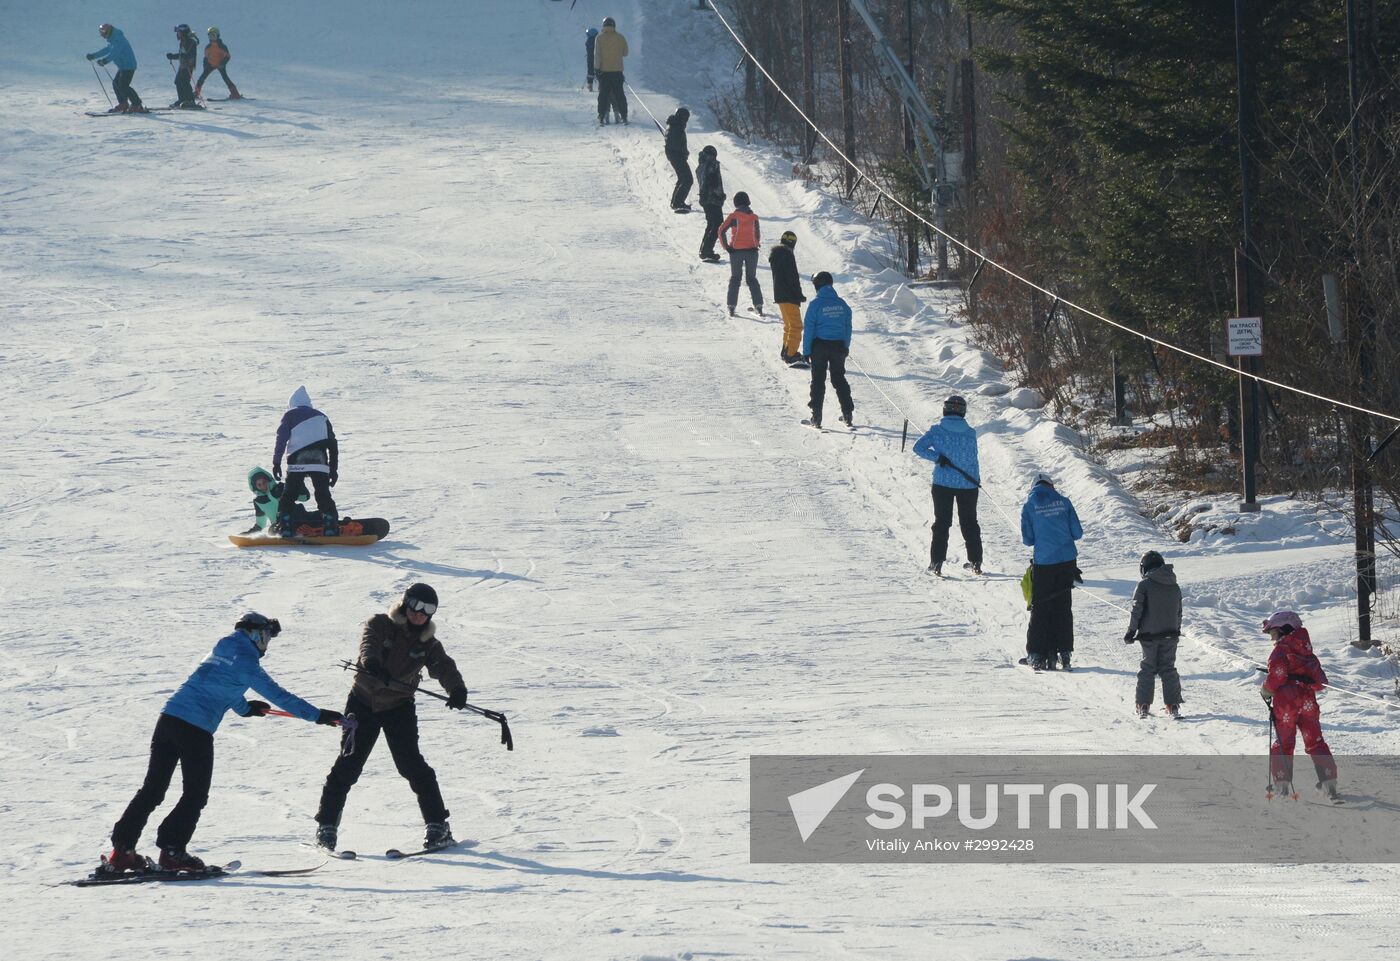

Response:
(1259, 611), (1338, 799)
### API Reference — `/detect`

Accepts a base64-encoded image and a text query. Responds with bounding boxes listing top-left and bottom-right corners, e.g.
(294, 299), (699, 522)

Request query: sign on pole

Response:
(1226, 316), (1262, 356)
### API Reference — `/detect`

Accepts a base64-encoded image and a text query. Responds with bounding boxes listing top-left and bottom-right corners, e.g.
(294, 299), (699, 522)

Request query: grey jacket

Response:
(1127, 565), (1182, 640)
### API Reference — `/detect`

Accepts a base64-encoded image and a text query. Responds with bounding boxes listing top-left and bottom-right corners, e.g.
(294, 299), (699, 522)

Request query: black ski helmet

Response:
(733, 191), (750, 207)
(780, 230), (797, 248)
(943, 395), (967, 417)
(1139, 550), (1165, 577)
(603, 16), (616, 27)
(404, 583), (439, 617)
(99, 23), (114, 38)
(175, 23), (191, 34)
(235, 612), (282, 653)
(812, 271), (834, 289)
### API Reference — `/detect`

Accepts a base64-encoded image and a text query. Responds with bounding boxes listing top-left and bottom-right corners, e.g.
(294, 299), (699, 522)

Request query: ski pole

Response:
(266, 708), (359, 756)
(338, 660), (514, 750)
(91, 60), (113, 107)
(623, 80), (666, 134)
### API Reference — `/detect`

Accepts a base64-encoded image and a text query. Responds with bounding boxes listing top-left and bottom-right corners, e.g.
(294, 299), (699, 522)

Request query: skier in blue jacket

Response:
(1020, 474), (1084, 670)
(912, 395), (983, 575)
(105, 613), (343, 875)
(800, 272), (855, 429)
(86, 23), (146, 114)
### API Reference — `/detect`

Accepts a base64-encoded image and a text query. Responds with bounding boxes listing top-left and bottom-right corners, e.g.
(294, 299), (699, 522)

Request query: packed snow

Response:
(3, 1), (1398, 958)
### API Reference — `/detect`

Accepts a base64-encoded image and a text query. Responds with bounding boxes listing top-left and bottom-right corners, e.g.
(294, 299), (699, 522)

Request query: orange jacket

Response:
(205, 39), (230, 68)
(718, 208), (760, 251)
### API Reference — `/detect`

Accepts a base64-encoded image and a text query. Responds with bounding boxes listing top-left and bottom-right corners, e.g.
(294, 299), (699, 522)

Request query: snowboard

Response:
(229, 517), (390, 548)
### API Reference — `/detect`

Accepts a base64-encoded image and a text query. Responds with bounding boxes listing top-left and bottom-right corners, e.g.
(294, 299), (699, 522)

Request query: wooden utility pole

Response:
(902, 0), (918, 274)
(1232, 0), (1262, 513)
(1347, 0), (1378, 647)
(801, 0), (816, 162)
(839, 0), (856, 197)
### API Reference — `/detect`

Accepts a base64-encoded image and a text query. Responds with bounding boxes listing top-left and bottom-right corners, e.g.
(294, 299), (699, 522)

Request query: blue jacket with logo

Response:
(89, 28), (137, 71)
(1020, 482), (1083, 565)
(162, 629), (320, 734)
(912, 415), (980, 489)
(801, 285), (853, 356)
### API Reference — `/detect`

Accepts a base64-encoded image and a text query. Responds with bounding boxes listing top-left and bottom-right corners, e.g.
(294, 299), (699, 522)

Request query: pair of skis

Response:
(309, 837), (477, 861)
(66, 859), (322, 887)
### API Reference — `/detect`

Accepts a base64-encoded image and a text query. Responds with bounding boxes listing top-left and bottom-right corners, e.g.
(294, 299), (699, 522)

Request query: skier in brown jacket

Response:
(314, 583), (467, 853)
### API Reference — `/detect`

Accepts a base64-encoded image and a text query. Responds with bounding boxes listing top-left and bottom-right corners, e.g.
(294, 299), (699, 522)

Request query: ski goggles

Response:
(406, 598), (437, 616)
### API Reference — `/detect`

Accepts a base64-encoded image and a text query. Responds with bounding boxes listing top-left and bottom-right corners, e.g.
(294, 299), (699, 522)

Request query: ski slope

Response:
(3, 1), (1398, 958)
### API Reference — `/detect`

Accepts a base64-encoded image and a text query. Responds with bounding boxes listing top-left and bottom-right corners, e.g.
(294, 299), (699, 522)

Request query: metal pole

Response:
(1233, 0), (1261, 512)
(838, 0), (856, 198)
(801, 0), (816, 163)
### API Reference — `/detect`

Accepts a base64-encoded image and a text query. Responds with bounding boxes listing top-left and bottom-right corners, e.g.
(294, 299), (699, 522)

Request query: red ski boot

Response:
(226, 83), (243, 100)
(103, 846), (147, 874)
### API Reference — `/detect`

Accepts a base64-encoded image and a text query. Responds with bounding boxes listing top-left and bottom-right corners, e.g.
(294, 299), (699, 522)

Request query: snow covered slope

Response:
(3, 1), (1399, 959)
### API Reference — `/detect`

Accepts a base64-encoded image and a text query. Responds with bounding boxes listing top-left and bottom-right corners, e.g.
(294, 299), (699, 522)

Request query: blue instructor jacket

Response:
(801, 285), (853, 357)
(89, 28), (138, 71)
(913, 415), (980, 489)
(1020, 481), (1083, 565)
(162, 629), (319, 734)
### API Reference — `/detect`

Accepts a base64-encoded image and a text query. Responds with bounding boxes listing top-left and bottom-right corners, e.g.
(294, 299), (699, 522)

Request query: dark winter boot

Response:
(1164, 703), (1181, 719)
(277, 512), (295, 536)
(158, 847), (207, 872)
(315, 823), (338, 852)
(424, 821), (454, 848)
(1059, 651), (1072, 672)
(321, 512), (339, 537)
(1135, 703), (1151, 718)
(104, 846), (146, 874)
(226, 83), (242, 100)
(928, 562), (943, 577)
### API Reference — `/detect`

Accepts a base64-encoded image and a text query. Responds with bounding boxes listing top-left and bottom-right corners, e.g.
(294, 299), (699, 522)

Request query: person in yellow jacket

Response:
(594, 17), (628, 125)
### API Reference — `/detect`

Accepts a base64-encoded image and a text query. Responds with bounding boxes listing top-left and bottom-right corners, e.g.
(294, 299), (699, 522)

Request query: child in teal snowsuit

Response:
(244, 467), (314, 534)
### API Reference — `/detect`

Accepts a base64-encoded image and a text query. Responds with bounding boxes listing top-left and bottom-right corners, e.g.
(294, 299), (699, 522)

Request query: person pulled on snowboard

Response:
(912, 395), (983, 576)
(768, 230), (806, 365)
(1125, 550), (1183, 718)
(801, 272), (855, 429)
(105, 613), (343, 875)
(1259, 611), (1339, 801)
(87, 23), (146, 114)
(314, 584), (469, 853)
(584, 26), (598, 92)
(194, 27), (240, 101)
(594, 17), (628, 125)
(696, 145), (725, 263)
(1020, 473), (1083, 671)
(243, 466), (315, 534)
(719, 191), (763, 317)
(665, 106), (693, 211)
(272, 385), (339, 536)
(166, 24), (199, 108)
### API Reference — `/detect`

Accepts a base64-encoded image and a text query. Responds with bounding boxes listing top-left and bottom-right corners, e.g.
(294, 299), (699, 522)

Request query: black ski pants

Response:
(1026, 560), (1077, 659)
(112, 713), (214, 851)
(113, 69), (143, 108)
(597, 72), (626, 122)
(174, 63), (195, 104)
(931, 484), (982, 568)
(668, 155), (693, 208)
(1135, 635), (1182, 705)
(700, 203), (724, 257)
(727, 247), (762, 309)
(278, 471), (336, 520)
(808, 338), (853, 424)
(316, 694), (449, 826)
(196, 63), (235, 91)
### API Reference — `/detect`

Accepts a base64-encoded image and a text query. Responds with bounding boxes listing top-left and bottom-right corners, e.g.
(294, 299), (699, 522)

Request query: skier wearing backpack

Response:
(314, 584), (469, 854)
(166, 24), (199, 108)
(696, 145), (725, 263)
(86, 23), (146, 114)
(768, 231), (806, 365)
(272, 386), (339, 536)
(103, 614), (343, 875)
(1125, 550), (1183, 717)
(718, 191), (762, 316)
(1259, 611), (1339, 801)
(665, 107), (693, 212)
(1020, 473), (1083, 671)
(912, 395), (983, 576)
(194, 27), (240, 101)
